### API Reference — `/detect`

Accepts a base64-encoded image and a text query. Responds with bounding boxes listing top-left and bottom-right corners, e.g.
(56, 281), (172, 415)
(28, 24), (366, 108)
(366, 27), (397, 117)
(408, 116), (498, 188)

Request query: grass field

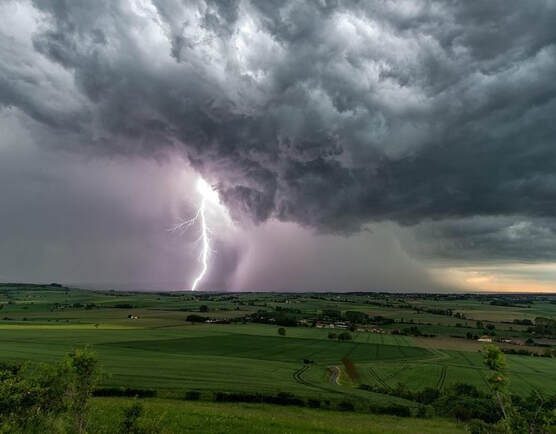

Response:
(88, 398), (466, 434)
(1, 284), (556, 431)
(0, 324), (431, 406)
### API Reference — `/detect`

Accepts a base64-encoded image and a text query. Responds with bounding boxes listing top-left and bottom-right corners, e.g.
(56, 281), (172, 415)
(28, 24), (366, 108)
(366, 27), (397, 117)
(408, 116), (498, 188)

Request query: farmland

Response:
(1, 284), (556, 432)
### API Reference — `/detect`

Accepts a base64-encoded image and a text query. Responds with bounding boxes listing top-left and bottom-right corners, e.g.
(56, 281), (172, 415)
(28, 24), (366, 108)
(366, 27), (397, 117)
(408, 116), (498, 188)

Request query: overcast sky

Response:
(1, 0), (556, 292)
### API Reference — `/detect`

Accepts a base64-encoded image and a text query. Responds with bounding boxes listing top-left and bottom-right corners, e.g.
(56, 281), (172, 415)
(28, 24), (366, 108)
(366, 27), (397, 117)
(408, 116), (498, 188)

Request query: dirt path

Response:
(328, 365), (341, 384)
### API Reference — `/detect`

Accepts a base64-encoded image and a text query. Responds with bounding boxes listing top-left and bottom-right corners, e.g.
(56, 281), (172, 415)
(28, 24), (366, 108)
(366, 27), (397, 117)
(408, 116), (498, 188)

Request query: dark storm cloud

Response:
(406, 217), (556, 264)
(2, 1), (556, 241)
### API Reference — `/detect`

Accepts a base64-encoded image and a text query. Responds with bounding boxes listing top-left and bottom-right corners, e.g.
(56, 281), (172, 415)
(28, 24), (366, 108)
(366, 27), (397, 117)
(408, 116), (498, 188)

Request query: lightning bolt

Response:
(171, 178), (218, 291)
(191, 193), (209, 291)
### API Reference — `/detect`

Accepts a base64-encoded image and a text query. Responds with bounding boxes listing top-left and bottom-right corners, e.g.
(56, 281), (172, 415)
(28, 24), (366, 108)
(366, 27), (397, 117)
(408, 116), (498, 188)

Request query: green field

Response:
(88, 398), (465, 434)
(1, 284), (556, 432)
(0, 324), (431, 406)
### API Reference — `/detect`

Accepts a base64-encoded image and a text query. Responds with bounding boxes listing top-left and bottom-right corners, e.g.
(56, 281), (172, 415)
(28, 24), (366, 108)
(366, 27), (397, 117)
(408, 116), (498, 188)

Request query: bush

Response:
(338, 331), (352, 341)
(184, 391), (201, 401)
(278, 327), (286, 336)
(213, 391), (304, 406)
(93, 387), (157, 398)
(119, 402), (143, 434)
(344, 311), (368, 323)
(416, 405), (435, 418)
(415, 387), (440, 404)
(466, 419), (506, 434)
(0, 347), (100, 433)
(186, 314), (207, 322)
(369, 404), (411, 417)
(337, 401), (355, 411)
(307, 399), (321, 408)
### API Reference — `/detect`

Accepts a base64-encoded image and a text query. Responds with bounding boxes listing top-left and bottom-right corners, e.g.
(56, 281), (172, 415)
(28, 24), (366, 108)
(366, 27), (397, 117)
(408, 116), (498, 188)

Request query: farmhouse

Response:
(477, 336), (492, 342)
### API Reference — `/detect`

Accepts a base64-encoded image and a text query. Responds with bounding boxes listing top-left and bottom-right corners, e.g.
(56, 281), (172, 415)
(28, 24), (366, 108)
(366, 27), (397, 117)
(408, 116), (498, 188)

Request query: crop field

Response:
(1, 284), (556, 431)
(0, 324), (432, 405)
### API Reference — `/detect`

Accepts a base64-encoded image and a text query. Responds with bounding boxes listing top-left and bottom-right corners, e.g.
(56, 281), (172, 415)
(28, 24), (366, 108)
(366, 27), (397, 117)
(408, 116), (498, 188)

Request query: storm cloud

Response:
(2, 0), (556, 290)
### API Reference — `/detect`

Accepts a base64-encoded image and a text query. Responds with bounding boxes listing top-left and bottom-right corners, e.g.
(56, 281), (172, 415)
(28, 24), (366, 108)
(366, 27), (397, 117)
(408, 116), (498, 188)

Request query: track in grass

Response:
(384, 363), (409, 383)
(368, 366), (391, 391)
(292, 365), (349, 397)
(436, 366), (447, 391)
(293, 365), (311, 387)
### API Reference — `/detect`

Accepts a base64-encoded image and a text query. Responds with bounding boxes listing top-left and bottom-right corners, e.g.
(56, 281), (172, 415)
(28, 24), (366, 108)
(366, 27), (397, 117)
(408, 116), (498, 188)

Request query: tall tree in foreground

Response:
(66, 347), (100, 434)
(483, 344), (511, 432)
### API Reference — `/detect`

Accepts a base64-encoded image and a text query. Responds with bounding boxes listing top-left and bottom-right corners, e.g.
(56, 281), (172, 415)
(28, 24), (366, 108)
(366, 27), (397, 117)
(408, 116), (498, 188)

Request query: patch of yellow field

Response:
(0, 323), (139, 330)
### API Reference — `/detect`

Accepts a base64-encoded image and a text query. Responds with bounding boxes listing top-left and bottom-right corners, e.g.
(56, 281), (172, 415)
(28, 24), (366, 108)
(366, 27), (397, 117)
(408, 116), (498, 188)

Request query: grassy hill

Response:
(1, 284), (555, 431)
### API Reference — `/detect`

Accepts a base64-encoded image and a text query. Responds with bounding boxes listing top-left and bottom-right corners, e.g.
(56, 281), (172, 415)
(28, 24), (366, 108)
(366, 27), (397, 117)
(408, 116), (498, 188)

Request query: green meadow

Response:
(1, 284), (556, 432)
(88, 398), (465, 434)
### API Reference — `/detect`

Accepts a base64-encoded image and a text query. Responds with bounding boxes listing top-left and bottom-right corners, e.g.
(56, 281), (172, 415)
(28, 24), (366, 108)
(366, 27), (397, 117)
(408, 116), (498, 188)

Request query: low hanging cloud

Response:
(2, 0), (556, 288)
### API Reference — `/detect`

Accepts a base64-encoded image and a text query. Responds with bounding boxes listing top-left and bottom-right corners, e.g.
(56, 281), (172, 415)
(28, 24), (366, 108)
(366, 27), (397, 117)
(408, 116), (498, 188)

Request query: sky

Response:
(1, 0), (556, 292)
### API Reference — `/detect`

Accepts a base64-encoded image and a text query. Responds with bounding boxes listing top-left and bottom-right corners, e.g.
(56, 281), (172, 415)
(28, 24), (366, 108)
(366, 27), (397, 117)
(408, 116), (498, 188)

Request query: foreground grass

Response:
(89, 398), (465, 434)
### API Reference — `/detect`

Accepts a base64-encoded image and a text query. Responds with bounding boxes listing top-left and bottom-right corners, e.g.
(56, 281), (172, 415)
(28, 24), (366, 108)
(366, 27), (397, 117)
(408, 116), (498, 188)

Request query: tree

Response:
(344, 311), (367, 323)
(199, 305), (209, 312)
(0, 348), (99, 433)
(482, 344), (511, 429)
(483, 344), (506, 372)
(0, 360), (70, 431)
(338, 331), (352, 341)
(278, 327), (286, 336)
(66, 347), (100, 433)
(509, 390), (556, 433)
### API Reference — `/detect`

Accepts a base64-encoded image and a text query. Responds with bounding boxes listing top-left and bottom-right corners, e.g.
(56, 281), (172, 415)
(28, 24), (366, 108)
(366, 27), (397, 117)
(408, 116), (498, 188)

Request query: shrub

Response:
(307, 399), (321, 408)
(416, 405), (435, 418)
(213, 391), (304, 406)
(278, 327), (286, 336)
(186, 314), (207, 322)
(119, 402), (143, 434)
(184, 391), (201, 401)
(0, 348), (99, 433)
(415, 387), (441, 404)
(344, 311), (368, 323)
(338, 331), (352, 341)
(369, 404), (411, 417)
(93, 387), (157, 398)
(337, 401), (355, 411)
